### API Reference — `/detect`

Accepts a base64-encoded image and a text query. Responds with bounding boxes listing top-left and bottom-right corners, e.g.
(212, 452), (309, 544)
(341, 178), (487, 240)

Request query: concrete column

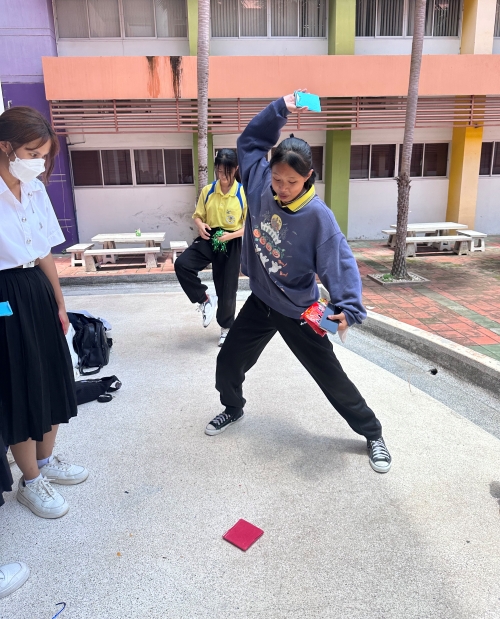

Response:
(446, 0), (496, 228)
(328, 0), (356, 55)
(187, 0), (198, 56)
(324, 131), (351, 234)
(446, 126), (483, 228)
(461, 0), (496, 54)
(324, 0), (355, 235)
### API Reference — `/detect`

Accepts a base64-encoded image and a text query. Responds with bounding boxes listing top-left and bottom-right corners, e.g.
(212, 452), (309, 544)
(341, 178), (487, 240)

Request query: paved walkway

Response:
(353, 235), (500, 361)
(55, 235), (500, 360)
(3, 292), (500, 618)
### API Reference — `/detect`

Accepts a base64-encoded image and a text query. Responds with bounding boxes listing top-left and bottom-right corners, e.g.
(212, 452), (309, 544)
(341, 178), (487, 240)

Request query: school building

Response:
(2, 0), (500, 246)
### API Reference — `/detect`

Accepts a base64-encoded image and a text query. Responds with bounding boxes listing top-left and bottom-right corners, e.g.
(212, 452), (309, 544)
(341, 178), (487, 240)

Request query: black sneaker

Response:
(367, 437), (392, 473)
(205, 410), (244, 436)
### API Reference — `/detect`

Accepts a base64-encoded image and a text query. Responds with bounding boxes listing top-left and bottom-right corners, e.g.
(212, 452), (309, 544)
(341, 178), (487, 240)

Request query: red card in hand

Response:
(223, 519), (264, 551)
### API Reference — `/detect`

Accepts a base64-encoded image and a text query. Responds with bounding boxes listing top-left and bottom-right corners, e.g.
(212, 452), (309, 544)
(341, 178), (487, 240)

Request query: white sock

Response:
(25, 474), (42, 485)
(37, 455), (53, 469)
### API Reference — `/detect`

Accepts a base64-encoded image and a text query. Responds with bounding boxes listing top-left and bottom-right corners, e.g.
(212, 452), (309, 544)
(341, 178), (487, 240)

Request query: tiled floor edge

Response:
(361, 311), (500, 394)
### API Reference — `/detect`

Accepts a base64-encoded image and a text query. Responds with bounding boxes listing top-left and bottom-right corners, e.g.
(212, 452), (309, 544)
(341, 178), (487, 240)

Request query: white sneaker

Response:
(198, 294), (217, 328)
(0, 562), (30, 599)
(218, 328), (229, 347)
(17, 477), (69, 519)
(39, 455), (89, 485)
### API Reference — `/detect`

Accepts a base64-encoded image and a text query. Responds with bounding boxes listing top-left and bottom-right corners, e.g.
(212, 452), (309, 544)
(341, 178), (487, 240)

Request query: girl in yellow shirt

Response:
(174, 149), (247, 347)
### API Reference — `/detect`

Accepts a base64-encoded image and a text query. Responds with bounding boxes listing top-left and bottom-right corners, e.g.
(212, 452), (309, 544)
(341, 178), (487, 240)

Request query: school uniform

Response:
(175, 179), (247, 329)
(0, 176), (77, 446)
(0, 434), (12, 507)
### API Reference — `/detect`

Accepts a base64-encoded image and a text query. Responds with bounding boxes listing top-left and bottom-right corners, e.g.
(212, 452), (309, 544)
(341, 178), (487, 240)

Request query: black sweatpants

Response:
(174, 231), (242, 329)
(216, 293), (382, 440)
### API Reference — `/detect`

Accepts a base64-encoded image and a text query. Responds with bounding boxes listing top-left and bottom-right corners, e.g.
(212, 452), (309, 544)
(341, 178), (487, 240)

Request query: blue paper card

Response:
(0, 301), (13, 317)
(294, 91), (322, 113)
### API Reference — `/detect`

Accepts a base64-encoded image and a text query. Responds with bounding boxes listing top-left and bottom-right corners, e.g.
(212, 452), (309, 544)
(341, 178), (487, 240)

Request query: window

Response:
(54, 0), (187, 38)
(164, 149), (194, 184)
(123, 0), (155, 37)
(356, 0), (461, 38)
(479, 142), (500, 176)
(479, 142), (493, 175)
(102, 150), (133, 185)
(311, 145), (323, 181)
(370, 144), (396, 178)
(71, 148), (194, 186)
(398, 143), (448, 177)
(210, 0), (326, 38)
(71, 150), (102, 186)
(351, 144), (396, 179)
(354, 143), (448, 179)
(88, 0), (121, 37)
(495, 0), (500, 38)
(134, 150), (165, 184)
(422, 143), (448, 176)
(350, 145), (370, 179)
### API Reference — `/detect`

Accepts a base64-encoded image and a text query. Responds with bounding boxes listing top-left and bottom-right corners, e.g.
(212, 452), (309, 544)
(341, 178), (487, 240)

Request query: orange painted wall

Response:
(42, 55), (500, 101)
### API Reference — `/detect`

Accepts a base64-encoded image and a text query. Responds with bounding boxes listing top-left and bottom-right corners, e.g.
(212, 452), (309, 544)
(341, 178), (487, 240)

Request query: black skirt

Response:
(0, 434), (13, 507)
(0, 266), (77, 445)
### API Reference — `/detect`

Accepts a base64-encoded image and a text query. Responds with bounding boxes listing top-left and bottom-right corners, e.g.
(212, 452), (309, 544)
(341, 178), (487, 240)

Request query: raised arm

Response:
(237, 96), (298, 192)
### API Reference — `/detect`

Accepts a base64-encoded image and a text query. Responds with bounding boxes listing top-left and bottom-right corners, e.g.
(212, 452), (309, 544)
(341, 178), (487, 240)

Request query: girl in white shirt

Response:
(0, 106), (88, 520)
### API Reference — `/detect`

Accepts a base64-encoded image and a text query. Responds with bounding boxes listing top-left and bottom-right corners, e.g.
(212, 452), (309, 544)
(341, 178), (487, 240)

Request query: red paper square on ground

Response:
(223, 519), (264, 551)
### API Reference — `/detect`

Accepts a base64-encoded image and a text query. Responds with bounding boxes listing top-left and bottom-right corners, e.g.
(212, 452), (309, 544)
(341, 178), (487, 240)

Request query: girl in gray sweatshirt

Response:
(204, 94), (392, 474)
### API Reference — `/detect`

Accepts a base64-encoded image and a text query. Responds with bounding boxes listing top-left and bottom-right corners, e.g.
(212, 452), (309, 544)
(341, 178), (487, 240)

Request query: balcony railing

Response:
(49, 96), (500, 135)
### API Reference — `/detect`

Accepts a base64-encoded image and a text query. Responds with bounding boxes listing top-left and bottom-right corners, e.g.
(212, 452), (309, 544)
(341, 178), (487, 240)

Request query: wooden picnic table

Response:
(91, 233), (166, 248)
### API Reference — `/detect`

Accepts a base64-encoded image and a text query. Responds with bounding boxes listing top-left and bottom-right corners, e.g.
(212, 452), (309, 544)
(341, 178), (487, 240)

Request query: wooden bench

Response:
(66, 243), (94, 267)
(458, 230), (487, 252)
(83, 247), (162, 272)
(170, 241), (189, 263)
(405, 235), (470, 257)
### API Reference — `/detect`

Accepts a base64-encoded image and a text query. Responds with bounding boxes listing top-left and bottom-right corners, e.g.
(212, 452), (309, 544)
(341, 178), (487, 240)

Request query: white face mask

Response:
(8, 151), (46, 183)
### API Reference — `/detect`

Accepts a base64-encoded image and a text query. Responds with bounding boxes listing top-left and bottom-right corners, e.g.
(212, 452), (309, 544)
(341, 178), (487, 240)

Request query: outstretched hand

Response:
(283, 90), (308, 113)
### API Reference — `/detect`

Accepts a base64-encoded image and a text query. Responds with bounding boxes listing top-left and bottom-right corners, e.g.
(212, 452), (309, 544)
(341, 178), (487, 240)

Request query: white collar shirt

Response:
(0, 176), (65, 271)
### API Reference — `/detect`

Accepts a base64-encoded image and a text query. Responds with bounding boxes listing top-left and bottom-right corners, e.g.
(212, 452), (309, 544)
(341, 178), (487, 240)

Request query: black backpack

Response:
(68, 312), (112, 376)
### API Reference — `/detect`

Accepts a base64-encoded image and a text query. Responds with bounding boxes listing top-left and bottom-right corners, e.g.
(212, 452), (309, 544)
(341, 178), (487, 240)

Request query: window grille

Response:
(211, 0), (325, 37)
(55, 0), (187, 38)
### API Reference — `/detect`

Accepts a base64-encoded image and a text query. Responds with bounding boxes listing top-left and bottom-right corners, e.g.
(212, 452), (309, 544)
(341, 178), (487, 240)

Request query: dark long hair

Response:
(0, 106), (59, 182)
(269, 135), (316, 190)
(214, 148), (240, 182)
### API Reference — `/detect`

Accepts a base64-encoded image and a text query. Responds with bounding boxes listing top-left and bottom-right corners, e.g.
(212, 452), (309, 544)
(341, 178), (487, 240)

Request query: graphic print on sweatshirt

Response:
(252, 211), (290, 277)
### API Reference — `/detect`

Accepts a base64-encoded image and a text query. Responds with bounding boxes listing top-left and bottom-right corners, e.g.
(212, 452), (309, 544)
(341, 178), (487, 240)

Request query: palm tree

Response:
(197, 0), (210, 197)
(391, 0), (427, 279)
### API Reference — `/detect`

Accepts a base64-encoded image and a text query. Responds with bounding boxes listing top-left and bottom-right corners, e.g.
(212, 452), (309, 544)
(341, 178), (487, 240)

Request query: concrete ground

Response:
(2, 290), (500, 619)
(55, 235), (500, 360)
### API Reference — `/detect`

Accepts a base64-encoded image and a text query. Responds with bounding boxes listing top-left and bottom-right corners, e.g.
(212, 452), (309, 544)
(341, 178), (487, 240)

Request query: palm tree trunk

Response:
(197, 0), (210, 197)
(391, 0), (426, 279)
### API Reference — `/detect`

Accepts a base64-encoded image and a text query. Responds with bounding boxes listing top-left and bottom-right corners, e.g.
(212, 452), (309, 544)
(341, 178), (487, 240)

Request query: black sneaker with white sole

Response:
(367, 437), (392, 473)
(205, 409), (244, 436)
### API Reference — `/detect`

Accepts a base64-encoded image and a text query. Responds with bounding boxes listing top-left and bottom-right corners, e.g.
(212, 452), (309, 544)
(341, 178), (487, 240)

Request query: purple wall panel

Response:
(0, 0), (57, 83)
(2, 83), (78, 250)
(1, 0), (78, 250)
